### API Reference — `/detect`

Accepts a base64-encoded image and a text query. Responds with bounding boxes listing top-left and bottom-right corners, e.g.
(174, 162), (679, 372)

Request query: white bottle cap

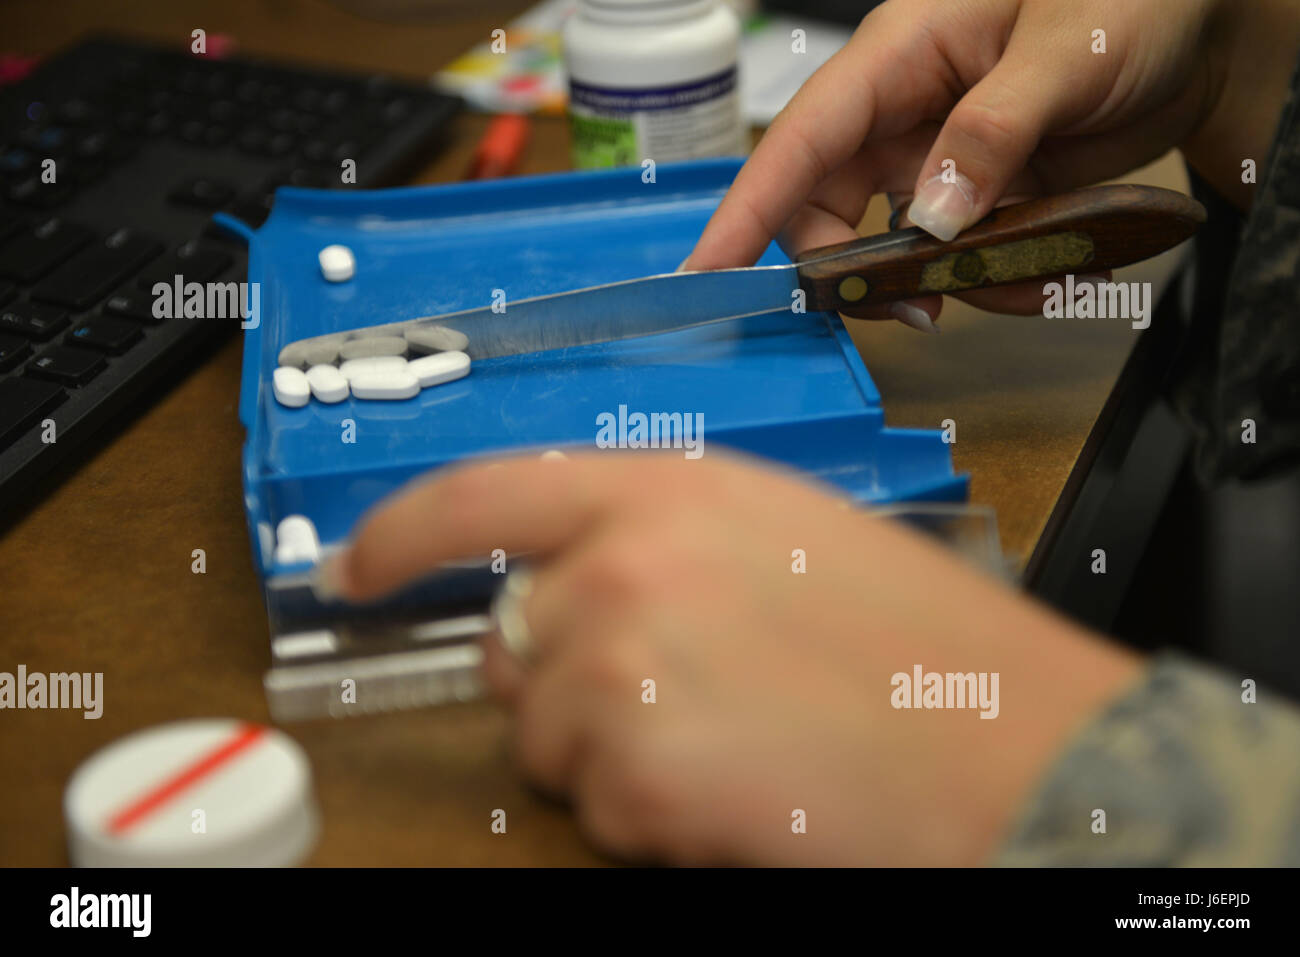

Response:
(65, 719), (319, 867)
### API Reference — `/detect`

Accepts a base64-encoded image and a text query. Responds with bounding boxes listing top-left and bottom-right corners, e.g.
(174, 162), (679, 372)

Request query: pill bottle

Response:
(563, 0), (746, 170)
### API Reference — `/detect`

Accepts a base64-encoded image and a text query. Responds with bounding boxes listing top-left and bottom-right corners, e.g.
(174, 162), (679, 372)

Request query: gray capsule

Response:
(338, 336), (409, 360)
(279, 334), (346, 368)
(405, 325), (470, 354)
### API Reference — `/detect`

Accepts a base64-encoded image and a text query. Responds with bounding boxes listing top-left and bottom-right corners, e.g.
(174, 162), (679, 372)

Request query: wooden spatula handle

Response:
(794, 185), (1205, 315)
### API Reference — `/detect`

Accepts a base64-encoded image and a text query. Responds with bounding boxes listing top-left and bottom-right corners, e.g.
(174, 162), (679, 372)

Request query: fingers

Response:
(681, 6), (932, 270)
(908, 44), (1074, 241)
(329, 454), (615, 602)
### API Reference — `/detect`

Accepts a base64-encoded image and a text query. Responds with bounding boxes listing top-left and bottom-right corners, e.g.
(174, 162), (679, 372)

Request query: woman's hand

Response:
(683, 0), (1227, 324)
(321, 452), (1141, 865)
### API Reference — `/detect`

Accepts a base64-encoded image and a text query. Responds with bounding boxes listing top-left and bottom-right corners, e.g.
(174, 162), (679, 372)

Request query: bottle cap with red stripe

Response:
(65, 719), (319, 867)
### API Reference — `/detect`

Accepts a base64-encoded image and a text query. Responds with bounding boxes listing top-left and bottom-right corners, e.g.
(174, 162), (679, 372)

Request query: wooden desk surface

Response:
(0, 0), (1188, 866)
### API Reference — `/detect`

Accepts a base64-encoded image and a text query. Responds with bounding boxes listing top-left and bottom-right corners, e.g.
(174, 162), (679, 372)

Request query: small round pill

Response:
(305, 364), (350, 404)
(318, 244), (355, 282)
(275, 515), (322, 565)
(272, 366), (311, 407)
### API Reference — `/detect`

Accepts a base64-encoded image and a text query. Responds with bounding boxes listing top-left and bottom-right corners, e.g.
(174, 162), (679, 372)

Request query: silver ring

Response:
(491, 565), (536, 665)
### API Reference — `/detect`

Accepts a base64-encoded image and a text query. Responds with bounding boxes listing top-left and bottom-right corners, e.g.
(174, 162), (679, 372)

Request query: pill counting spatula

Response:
(281, 184), (1205, 363)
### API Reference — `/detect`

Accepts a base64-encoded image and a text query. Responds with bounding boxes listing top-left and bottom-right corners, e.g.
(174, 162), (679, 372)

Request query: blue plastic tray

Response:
(222, 159), (967, 577)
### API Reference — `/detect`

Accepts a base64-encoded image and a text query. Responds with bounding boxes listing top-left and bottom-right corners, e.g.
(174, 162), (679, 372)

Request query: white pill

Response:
(338, 355), (408, 380)
(350, 370), (420, 400)
(305, 364), (350, 403)
(318, 244), (355, 282)
(277, 341), (311, 369)
(275, 514), (322, 565)
(278, 335), (344, 369)
(338, 336), (407, 360)
(272, 366), (311, 407)
(407, 350), (471, 387)
(405, 325), (470, 354)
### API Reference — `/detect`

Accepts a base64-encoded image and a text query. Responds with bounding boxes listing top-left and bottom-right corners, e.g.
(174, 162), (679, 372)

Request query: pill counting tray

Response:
(224, 158), (967, 580)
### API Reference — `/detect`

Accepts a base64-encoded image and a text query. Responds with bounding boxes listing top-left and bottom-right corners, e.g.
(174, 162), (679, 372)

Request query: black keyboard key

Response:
(228, 192), (273, 228)
(20, 126), (71, 154)
(0, 216), (25, 245)
(7, 176), (76, 209)
(0, 376), (65, 448)
(167, 176), (236, 210)
(73, 130), (114, 161)
(0, 218), (94, 283)
(57, 99), (96, 125)
(282, 166), (335, 189)
(32, 229), (163, 311)
(208, 99), (241, 123)
(145, 111), (174, 135)
(0, 333), (32, 371)
(0, 146), (35, 176)
(0, 302), (69, 341)
(113, 110), (144, 135)
(66, 316), (142, 354)
(26, 345), (106, 387)
(176, 119), (209, 145)
(237, 127), (295, 157)
(104, 288), (165, 324)
(137, 240), (233, 290)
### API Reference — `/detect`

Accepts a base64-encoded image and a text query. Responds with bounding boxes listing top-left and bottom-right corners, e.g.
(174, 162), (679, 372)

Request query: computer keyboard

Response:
(0, 35), (459, 513)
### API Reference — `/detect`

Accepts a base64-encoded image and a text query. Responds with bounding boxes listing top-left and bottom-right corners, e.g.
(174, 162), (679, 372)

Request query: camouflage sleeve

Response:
(993, 652), (1300, 866)
(1174, 48), (1300, 481)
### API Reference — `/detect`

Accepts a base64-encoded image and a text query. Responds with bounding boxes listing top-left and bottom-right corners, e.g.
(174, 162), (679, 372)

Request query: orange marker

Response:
(465, 113), (530, 180)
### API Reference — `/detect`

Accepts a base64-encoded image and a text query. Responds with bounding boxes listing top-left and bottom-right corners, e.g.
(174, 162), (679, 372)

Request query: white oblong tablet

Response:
(350, 370), (420, 400)
(272, 366), (311, 407)
(407, 350), (471, 387)
(274, 514), (321, 565)
(318, 244), (355, 282)
(338, 355), (408, 381)
(305, 364), (350, 404)
(338, 336), (407, 361)
(277, 341), (311, 369)
(405, 325), (470, 354)
(278, 335), (344, 368)
(65, 719), (319, 867)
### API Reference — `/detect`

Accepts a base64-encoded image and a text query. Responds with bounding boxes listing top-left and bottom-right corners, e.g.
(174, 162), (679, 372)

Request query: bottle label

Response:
(568, 66), (744, 169)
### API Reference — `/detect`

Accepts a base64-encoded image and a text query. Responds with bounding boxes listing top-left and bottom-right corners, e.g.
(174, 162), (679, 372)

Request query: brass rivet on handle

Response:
(838, 276), (869, 302)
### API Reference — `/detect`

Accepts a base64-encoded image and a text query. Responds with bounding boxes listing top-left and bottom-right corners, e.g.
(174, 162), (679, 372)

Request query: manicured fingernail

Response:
(891, 301), (939, 334)
(310, 551), (350, 603)
(675, 257), (693, 273)
(908, 173), (977, 242)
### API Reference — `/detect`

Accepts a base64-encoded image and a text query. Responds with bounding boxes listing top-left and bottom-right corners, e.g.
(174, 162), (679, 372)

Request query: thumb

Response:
(908, 56), (1063, 241)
